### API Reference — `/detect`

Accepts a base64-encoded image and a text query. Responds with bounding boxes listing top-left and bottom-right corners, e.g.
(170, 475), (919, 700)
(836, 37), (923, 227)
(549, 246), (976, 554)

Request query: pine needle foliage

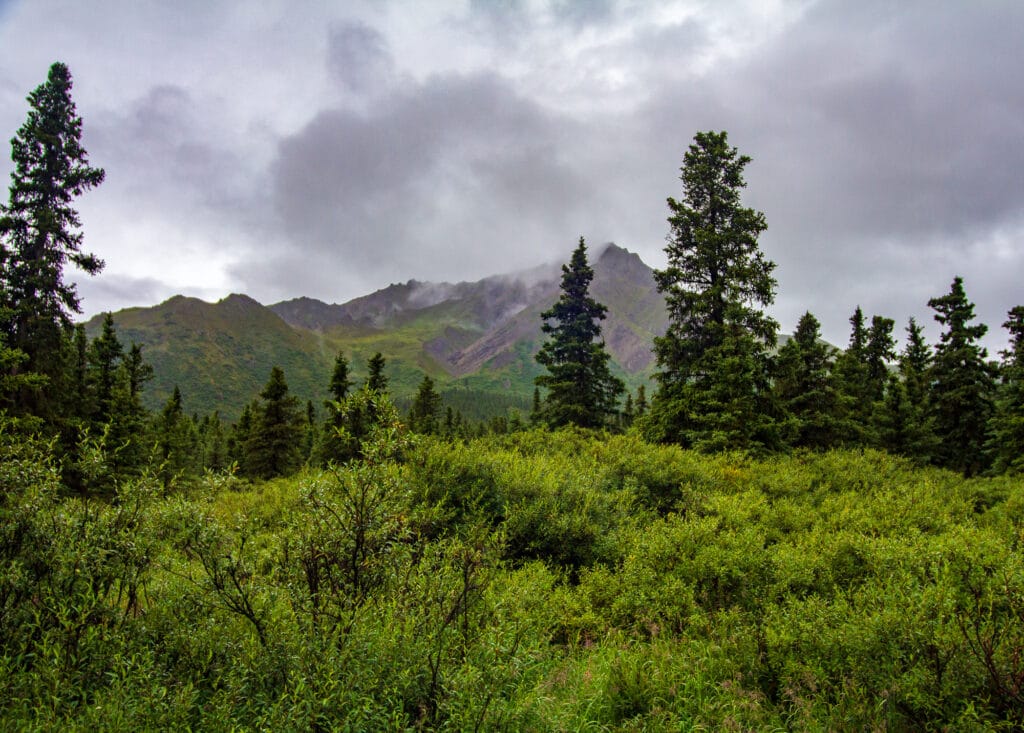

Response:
(927, 277), (996, 476)
(0, 62), (104, 416)
(535, 237), (623, 429)
(647, 131), (778, 451)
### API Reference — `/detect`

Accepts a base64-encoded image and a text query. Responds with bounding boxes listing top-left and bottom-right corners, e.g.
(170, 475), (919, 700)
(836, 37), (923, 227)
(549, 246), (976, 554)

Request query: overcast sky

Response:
(0, 0), (1021, 351)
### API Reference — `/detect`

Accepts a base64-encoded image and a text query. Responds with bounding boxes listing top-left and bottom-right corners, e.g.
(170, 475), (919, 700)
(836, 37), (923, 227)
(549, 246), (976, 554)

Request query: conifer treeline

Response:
(531, 131), (1023, 477)
(2, 65), (1022, 484)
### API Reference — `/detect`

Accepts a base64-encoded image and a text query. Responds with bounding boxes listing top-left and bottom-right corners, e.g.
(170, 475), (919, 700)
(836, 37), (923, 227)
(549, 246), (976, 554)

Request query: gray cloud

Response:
(1, 0), (1022, 354)
(623, 0), (1024, 347)
(238, 70), (595, 302)
(327, 21), (395, 96)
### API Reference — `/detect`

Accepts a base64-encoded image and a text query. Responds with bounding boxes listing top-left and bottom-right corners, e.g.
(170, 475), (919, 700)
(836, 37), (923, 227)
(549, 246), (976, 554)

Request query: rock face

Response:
(270, 242), (668, 377)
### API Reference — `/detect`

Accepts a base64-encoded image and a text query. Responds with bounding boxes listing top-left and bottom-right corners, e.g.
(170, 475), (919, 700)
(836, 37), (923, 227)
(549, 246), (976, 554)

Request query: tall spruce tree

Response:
(317, 351), (353, 465)
(635, 384), (647, 417)
(157, 386), (198, 489)
(87, 313), (123, 427)
(987, 306), (1024, 474)
(247, 366), (303, 479)
(534, 237), (623, 429)
(927, 277), (995, 476)
(409, 374), (442, 435)
(328, 351), (353, 402)
(773, 312), (844, 449)
(0, 63), (104, 418)
(832, 306), (872, 444)
(864, 315), (896, 402)
(876, 317), (937, 461)
(366, 352), (387, 393)
(647, 131), (778, 451)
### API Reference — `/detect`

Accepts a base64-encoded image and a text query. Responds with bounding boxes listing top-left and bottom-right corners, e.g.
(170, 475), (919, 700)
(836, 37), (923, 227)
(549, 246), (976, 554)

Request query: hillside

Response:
(87, 243), (668, 421)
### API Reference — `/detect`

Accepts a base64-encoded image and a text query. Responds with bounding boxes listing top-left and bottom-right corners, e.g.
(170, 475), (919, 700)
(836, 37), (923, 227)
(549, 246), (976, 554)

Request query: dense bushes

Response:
(1, 422), (1022, 729)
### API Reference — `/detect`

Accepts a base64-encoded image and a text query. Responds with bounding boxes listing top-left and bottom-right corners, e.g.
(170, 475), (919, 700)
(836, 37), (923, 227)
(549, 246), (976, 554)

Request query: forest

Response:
(1, 64), (1022, 730)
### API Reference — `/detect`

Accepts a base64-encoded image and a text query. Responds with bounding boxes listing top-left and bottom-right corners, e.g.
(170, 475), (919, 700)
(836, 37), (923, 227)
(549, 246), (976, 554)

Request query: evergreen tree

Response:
(328, 351), (353, 402)
(102, 333), (153, 479)
(201, 411), (227, 472)
(864, 315), (896, 402)
(87, 313), (123, 426)
(0, 63), (104, 418)
(987, 306), (1024, 474)
(228, 401), (256, 471)
(773, 312), (844, 449)
(927, 277), (995, 476)
(409, 374), (442, 435)
(366, 352), (387, 393)
(65, 323), (90, 422)
(301, 399), (317, 465)
(647, 131), (778, 451)
(316, 352), (351, 466)
(877, 318), (937, 461)
(529, 386), (542, 426)
(534, 237), (623, 429)
(621, 392), (635, 429)
(900, 317), (932, 407)
(833, 306), (873, 445)
(157, 386), (198, 489)
(444, 406), (455, 439)
(247, 366), (303, 479)
(635, 384), (647, 417)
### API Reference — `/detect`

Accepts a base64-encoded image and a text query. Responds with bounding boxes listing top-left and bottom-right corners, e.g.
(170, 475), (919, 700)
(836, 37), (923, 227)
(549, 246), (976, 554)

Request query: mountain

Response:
(86, 244), (668, 422)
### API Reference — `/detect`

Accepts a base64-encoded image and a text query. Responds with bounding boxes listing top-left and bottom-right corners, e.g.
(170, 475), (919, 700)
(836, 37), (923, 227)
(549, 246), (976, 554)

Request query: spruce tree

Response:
(202, 411), (227, 472)
(409, 374), (442, 435)
(987, 306), (1024, 474)
(228, 402), (256, 471)
(366, 352), (387, 393)
(328, 351), (353, 402)
(864, 315), (896, 402)
(65, 323), (90, 421)
(157, 386), (199, 489)
(927, 277), (995, 476)
(301, 399), (317, 464)
(316, 351), (352, 466)
(832, 306), (873, 445)
(0, 63), (105, 417)
(247, 366), (303, 479)
(534, 237), (623, 429)
(877, 318), (937, 461)
(444, 406), (455, 438)
(87, 313), (123, 426)
(773, 312), (843, 449)
(900, 317), (932, 408)
(621, 392), (635, 429)
(647, 131), (778, 451)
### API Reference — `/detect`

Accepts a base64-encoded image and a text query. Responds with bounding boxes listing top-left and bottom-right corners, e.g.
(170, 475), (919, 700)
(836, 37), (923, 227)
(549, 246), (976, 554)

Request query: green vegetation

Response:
(2, 424), (1023, 729)
(648, 130), (779, 452)
(0, 62), (105, 424)
(534, 237), (624, 429)
(2, 65), (1024, 730)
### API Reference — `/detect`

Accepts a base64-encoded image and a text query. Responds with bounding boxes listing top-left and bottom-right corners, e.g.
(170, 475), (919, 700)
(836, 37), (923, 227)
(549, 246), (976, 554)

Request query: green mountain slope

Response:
(87, 244), (668, 422)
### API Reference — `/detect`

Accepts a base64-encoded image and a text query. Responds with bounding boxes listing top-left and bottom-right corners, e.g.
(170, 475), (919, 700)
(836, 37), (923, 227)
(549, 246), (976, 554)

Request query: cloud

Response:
(326, 20), (395, 96)
(236, 69), (598, 303)
(619, 0), (1024, 347)
(1, 0), (1021, 355)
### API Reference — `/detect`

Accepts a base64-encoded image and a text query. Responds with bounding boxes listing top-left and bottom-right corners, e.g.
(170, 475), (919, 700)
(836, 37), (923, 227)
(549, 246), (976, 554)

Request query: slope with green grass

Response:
(86, 244), (668, 421)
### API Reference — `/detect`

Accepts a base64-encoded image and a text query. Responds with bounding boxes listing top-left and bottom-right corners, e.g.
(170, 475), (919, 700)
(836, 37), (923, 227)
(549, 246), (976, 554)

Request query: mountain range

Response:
(86, 243), (669, 422)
